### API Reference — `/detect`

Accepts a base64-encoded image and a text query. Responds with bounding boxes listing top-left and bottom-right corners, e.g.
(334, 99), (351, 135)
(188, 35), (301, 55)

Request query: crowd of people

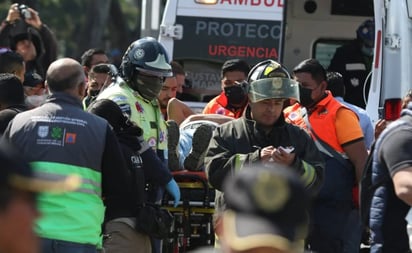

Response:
(1, 3), (412, 253)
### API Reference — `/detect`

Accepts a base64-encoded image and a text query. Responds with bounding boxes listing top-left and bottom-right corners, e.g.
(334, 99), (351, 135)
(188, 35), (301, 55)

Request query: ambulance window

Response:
(312, 39), (351, 69)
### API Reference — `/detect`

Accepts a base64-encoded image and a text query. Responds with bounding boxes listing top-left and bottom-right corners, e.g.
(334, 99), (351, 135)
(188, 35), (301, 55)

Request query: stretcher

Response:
(162, 170), (215, 253)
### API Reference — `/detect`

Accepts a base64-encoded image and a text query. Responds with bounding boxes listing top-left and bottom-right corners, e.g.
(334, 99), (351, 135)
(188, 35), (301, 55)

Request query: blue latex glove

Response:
(165, 179), (180, 207)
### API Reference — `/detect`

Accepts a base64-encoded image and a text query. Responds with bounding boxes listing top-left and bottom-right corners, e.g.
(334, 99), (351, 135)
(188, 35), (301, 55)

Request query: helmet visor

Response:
(248, 78), (300, 103)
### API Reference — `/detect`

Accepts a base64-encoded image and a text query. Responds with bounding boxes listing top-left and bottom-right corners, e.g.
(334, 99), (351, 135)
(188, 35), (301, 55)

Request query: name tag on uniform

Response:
(345, 63), (366, 71)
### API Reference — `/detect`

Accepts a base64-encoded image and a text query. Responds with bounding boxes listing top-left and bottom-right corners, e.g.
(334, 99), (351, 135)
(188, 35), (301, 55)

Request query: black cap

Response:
(23, 72), (43, 87)
(222, 164), (310, 252)
(0, 140), (80, 193)
(221, 59), (250, 78)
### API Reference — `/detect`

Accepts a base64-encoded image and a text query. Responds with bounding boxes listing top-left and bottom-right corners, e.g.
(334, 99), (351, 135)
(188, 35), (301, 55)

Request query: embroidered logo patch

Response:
(65, 133), (77, 144)
(37, 126), (49, 138)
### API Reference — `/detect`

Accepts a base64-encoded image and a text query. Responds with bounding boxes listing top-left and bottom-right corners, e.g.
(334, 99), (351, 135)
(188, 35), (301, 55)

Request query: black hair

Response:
(326, 71), (345, 97)
(80, 48), (106, 68)
(171, 61), (185, 76)
(9, 20), (44, 58)
(0, 51), (24, 74)
(0, 73), (25, 106)
(221, 59), (250, 78)
(293, 58), (327, 84)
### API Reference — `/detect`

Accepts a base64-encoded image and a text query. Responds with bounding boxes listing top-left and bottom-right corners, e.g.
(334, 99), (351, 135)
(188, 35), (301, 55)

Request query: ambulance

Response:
(159, 0), (374, 102)
(366, 0), (412, 123)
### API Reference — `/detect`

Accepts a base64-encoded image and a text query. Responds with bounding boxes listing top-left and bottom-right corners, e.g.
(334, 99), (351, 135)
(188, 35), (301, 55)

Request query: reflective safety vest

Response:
(284, 93), (357, 241)
(98, 80), (168, 157)
(285, 92), (354, 153)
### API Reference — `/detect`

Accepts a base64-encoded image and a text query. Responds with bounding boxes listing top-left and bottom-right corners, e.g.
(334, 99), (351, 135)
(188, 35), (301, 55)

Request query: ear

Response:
(45, 81), (50, 93)
(320, 80), (328, 92)
(83, 66), (90, 75)
(44, 83), (50, 95)
(78, 81), (86, 98)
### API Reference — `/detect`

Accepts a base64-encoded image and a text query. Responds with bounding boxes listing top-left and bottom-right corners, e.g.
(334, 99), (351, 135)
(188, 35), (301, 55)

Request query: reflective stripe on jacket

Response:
(5, 93), (107, 246)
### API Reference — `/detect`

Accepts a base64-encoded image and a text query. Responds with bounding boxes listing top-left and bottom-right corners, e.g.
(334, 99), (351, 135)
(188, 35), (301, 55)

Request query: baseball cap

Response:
(356, 19), (375, 47)
(0, 140), (80, 193)
(23, 72), (43, 88)
(222, 164), (310, 252)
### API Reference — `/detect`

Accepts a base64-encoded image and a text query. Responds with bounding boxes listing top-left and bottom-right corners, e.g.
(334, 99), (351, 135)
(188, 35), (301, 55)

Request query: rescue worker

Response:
(205, 60), (325, 250)
(97, 37), (172, 164)
(202, 59), (250, 118)
(284, 58), (368, 253)
(96, 37), (174, 253)
(2, 58), (131, 253)
(0, 139), (80, 253)
(87, 99), (180, 253)
(328, 19), (375, 109)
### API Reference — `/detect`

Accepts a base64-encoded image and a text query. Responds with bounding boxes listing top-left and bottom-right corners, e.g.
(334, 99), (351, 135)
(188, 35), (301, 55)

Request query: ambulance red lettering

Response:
(208, 44), (278, 59)
(219, 0), (283, 7)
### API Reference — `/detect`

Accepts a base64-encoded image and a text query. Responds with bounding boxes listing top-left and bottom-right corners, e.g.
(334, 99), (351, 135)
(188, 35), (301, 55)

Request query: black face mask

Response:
(299, 85), (315, 108)
(129, 74), (164, 101)
(224, 84), (247, 106)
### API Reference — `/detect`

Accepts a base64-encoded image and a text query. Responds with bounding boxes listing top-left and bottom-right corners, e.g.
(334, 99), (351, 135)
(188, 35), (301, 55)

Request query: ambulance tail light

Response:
(384, 98), (402, 121)
(195, 0), (218, 4)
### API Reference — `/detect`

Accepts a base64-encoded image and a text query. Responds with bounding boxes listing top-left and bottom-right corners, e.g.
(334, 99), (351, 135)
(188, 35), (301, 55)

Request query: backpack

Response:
(359, 115), (412, 229)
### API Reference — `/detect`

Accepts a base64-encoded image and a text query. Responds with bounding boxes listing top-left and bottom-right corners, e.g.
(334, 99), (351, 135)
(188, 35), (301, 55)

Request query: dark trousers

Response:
(41, 238), (98, 253)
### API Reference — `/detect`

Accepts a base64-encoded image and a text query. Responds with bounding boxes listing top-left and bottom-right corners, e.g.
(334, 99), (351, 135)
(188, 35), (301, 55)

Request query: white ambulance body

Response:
(366, 0), (412, 123)
(160, 0), (403, 122)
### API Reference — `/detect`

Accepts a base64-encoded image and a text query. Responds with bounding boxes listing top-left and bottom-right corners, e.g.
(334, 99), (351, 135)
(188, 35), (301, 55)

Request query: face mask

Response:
(361, 45), (374, 57)
(89, 89), (100, 97)
(132, 75), (164, 101)
(25, 94), (48, 108)
(299, 86), (315, 108)
(224, 83), (247, 106)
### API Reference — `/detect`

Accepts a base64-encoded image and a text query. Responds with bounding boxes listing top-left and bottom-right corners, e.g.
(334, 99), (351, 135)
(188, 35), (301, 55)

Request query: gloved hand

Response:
(165, 179), (180, 207)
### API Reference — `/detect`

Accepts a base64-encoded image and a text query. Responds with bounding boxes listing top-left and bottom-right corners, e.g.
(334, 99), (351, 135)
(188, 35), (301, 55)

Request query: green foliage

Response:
(0, 0), (141, 58)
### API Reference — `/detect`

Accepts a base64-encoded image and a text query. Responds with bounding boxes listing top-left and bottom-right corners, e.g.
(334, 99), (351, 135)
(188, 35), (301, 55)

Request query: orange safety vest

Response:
(203, 92), (246, 119)
(284, 92), (350, 153)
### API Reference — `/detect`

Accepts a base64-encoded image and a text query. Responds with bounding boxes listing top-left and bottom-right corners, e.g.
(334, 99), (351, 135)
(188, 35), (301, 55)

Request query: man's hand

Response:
(5, 4), (42, 29)
(270, 147), (296, 166)
(5, 3), (20, 23)
(260, 145), (295, 166)
(24, 7), (42, 29)
(260, 145), (275, 162)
